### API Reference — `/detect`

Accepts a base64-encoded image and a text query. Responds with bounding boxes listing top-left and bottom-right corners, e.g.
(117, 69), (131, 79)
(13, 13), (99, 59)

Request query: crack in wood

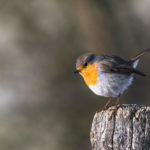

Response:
(130, 107), (136, 150)
(112, 112), (116, 150)
(90, 104), (150, 150)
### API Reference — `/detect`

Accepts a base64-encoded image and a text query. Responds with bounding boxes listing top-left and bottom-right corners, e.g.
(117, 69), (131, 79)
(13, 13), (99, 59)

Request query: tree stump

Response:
(90, 104), (150, 150)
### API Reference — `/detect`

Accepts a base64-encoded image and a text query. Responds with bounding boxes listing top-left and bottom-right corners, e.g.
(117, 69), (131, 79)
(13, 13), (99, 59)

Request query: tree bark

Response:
(90, 104), (150, 150)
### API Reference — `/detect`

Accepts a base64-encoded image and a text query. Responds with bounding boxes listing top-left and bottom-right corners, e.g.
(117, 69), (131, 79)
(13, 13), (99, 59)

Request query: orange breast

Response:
(78, 63), (98, 86)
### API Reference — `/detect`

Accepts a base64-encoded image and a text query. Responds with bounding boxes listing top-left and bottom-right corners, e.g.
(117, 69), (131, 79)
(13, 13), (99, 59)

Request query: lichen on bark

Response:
(90, 104), (150, 150)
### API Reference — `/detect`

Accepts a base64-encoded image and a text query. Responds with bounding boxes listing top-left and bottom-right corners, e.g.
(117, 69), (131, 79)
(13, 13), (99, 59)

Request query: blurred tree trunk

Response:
(90, 104), (150, 150)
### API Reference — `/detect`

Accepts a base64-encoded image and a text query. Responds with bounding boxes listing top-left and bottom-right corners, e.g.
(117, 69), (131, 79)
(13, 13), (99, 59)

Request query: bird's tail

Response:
(130, 49), (150, 63)
(128, 49), (150, 77)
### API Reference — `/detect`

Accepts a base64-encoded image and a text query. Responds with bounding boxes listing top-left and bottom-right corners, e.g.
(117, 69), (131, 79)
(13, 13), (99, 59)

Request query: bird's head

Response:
(75, 53), (99, 86)
(75, 53), (99, 73)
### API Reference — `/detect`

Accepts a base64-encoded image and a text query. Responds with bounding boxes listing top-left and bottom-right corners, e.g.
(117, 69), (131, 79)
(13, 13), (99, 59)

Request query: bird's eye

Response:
(84, 62), (88, 67)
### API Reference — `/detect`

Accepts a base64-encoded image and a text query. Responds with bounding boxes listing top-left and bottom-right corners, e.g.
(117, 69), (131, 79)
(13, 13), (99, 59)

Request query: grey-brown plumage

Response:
(96, 54), (146, 76)
(75, 49), (150, 76)
(75, 49), (150, 110)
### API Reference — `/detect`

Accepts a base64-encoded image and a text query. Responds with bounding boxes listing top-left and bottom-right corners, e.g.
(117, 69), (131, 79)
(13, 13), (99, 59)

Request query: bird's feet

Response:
(103, 98), (112, 110)
(109, 104), (120, 120)
(103, 105), (109, 110)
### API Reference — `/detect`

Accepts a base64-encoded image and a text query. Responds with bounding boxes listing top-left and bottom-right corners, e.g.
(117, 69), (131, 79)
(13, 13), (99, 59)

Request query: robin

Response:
(75, 49), (150, 111)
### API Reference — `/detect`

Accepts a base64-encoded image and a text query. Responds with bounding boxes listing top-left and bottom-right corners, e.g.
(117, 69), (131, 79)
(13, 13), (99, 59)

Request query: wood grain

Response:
(90, 104), (150, 150)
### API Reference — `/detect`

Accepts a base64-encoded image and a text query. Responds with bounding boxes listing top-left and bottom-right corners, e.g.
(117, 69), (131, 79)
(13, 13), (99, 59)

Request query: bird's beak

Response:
(74, 69), (81, 74)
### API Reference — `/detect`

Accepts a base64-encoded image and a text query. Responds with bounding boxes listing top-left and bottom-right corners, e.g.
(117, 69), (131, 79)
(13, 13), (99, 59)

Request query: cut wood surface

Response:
(90, 104), (150, 150)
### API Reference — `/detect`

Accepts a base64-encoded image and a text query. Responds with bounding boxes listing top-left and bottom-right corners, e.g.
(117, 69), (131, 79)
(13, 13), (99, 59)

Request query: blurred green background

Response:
(0, 0), (150, 149)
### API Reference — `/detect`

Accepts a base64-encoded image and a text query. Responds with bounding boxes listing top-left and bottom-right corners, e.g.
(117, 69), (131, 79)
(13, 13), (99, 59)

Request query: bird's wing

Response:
(98, 54), (146, 76)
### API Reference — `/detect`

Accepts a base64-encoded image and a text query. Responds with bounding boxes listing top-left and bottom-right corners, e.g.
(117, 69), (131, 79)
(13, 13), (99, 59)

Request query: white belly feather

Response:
(89, 72), (133, 97)
(89, 60), (139, 98)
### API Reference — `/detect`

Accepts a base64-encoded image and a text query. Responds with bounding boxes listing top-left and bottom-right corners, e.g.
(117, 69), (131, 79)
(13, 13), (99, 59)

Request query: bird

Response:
(74, 49), (150, 111)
